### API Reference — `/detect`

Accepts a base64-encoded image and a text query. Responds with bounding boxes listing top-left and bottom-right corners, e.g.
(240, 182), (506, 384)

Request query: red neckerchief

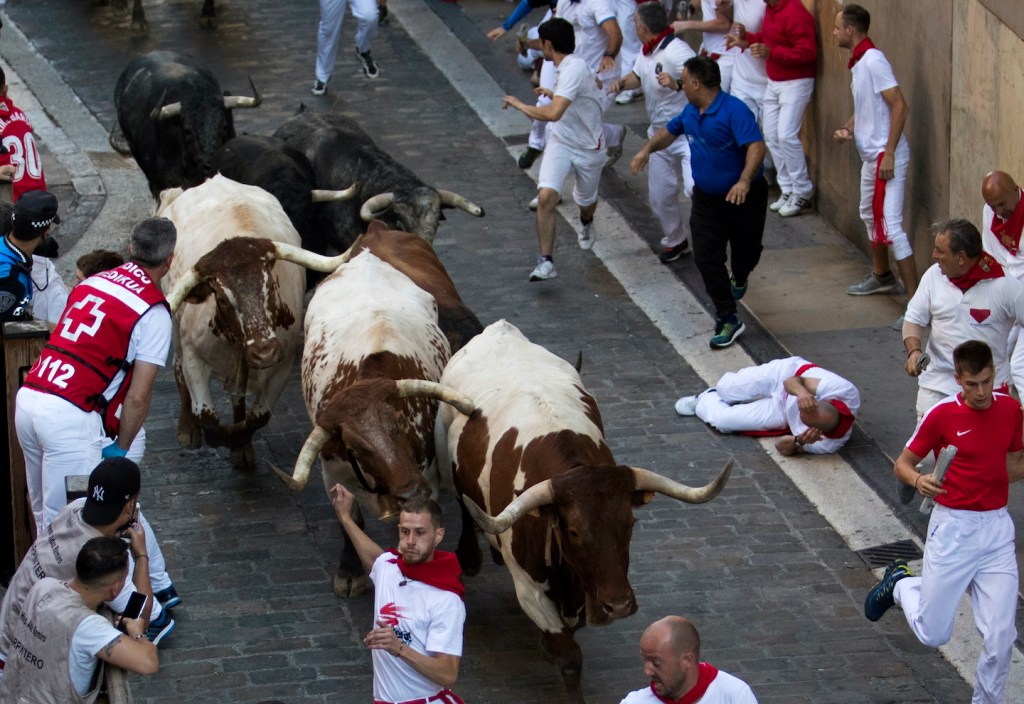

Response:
(387, 549), (465, 600)
(870, 153), (891, 248)
(642, 28), (673, 56)
(949, 253), (1004, 292)
(991, 189), (1024, 256)
(847, 37), (876, 69)
(648, 663), (719, 704)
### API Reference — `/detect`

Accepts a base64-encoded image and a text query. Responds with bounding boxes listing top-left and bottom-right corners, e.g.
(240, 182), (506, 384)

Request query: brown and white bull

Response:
(159, 174), (354, 468)
(435, 320), (732, 703)
(270, 250), (477, 597)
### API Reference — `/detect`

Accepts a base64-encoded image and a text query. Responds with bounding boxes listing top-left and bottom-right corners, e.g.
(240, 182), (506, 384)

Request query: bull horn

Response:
(462, 479), (554, 534)
(150, 90), (181, 120)
(311, 183), (358, 202)
(271, 241), (355, 273)
(394, 379), (476, 416)
(108, 121), (132, 156)
(359, 192), (395, 221)
(223, 76), (263, 110)
(631, 459), (732, 504)
(164, 268), (202, 314)
(270, 425), (331, 491)
(437, 189), (485, 217)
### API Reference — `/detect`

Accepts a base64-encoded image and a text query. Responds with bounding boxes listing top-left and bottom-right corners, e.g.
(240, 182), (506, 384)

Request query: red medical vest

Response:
(24, 262), (168, 437)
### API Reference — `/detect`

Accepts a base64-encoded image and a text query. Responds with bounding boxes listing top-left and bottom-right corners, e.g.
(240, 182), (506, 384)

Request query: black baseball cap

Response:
(12, 190), (60, 239)
(82, 457), (141, 525)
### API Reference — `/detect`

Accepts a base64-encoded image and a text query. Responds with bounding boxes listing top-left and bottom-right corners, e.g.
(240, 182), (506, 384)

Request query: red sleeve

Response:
(768, 8), (817, 66)
(907, 406), (942, 458)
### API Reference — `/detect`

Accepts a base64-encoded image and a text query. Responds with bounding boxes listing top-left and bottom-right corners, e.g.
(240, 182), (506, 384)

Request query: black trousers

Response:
(689, 177), (768, 319)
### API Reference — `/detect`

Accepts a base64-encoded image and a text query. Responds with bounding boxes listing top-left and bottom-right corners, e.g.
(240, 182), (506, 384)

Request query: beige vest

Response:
(0, 499), (101, 659)
(0, 578), (103, 704)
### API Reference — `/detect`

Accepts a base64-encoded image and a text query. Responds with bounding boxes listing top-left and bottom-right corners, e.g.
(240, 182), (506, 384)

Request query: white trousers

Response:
(315, 0), (379, 83)
(859, 141), (912, 260)
(647, 125), (692, 248)
(694, 359), (789, 433)
(762, 77), (814, 198)
(730, 80), (772, 171)
(616, 0), (640, 82)
(894, 506), (1017, 704)
(529, 58), (556, 152)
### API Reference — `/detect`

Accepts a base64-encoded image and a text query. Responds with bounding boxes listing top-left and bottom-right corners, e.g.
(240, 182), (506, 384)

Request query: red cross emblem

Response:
(59, 294), (106, 342)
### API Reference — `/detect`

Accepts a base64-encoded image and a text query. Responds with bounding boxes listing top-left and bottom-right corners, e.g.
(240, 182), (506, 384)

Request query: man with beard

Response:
(0, 458), (178, 673)
(332, 484), (466, 704)
(620, 615), (758, 703)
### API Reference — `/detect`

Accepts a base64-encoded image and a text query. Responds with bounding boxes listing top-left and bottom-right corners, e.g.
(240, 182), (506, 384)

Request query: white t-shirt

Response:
(550, 55), (606, 151)
(556, 0), (617, 73)
(851, 47), (907, 162)
(631, 37), (694, 129)
(369, 553), (465, 703)
(730, 0), (767, 97)
(621, 670), (759, 704)
(69, 614), (121, 695)
(905, 263), (1024, 395)
(102, 304), (172, 401)
(781, 364), (861, 455)
(982, 201), (1024, 283)
(29, 256), (69, 325)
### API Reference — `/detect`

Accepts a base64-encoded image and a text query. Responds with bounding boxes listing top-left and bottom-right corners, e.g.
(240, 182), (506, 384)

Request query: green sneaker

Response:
(710, 317), (745, 349)
(730, 274), (748, 300)
(864, 559), (913, 621)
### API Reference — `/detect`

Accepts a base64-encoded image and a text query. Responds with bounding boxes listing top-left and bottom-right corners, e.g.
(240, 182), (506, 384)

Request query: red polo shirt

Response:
(744, 0), (817, 82)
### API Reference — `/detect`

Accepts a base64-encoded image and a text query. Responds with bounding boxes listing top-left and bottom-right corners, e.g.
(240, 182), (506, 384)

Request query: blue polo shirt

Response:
(666, 90), (764, 196)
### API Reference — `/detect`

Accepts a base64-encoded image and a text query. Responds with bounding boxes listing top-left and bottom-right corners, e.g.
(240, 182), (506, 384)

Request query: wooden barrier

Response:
(3, 319), (47, 570)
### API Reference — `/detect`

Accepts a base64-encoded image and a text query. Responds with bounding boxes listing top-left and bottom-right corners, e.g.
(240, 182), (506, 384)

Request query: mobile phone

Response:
(122, 591), (147, 621)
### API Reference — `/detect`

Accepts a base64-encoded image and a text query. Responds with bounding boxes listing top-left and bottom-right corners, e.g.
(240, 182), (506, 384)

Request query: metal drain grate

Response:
(856, 539), (923, 568)
(504, 133), (531, 146)
(87, 151), (136, 169)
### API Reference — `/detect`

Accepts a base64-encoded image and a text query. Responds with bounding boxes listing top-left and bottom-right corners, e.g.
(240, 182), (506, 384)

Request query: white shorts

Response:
(536, 139), (607, 207)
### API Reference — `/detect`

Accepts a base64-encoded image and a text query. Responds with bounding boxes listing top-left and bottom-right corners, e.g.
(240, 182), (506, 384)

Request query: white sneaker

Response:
(778, 194), (812, 217)
(769, 192), (790, 212)
(605, 124), (627, 168)
(578, 221), (595, 250)
(529, 258), (557, 282)
(674, 395), (699, 416)
(614, 89), (642, 105)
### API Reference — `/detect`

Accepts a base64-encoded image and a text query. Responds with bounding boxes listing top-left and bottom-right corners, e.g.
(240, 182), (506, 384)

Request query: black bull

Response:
(110, 50), (260, 198)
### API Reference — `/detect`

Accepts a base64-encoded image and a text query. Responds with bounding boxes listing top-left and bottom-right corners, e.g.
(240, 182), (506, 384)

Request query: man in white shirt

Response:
(728, 0), (767, 133)
(610, 2), (695, 263)
(674, 356), (860, 456)
(503, 17), (610, 281)
(332, 485), (466, 704)
(620, 616), (758, 704)
(903, 218), (1024, 419)
(832, 4), (918, 304)
(980, 172), (1024, 388)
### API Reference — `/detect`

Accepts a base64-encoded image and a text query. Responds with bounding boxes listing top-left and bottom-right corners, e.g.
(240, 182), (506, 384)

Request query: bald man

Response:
(621, 616), (758, 704)
(981, 171), (1024, 393)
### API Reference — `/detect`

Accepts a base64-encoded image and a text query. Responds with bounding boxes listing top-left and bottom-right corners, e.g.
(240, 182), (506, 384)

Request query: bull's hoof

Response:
(333, 570), (369, 598)
(177, 426), (203, 449)
(229, 444), (256, 470)
(489, 545), (505, 566)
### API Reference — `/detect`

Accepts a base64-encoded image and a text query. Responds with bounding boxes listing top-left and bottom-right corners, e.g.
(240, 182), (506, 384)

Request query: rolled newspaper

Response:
(920, 445), (957, 515)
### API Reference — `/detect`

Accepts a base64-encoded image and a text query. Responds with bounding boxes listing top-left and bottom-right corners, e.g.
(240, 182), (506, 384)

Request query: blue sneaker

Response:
(710, 317), (744, 349)
(730, 275), (748, 300)
(146, 610), (176, 645)
(154, 585), (181, 610)
(864, 559), (913, 622)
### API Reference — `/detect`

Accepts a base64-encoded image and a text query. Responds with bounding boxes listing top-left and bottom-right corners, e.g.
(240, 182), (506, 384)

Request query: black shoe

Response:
(311, 80), (327, 96)
(518, 147), (542, 169)
(658, 240), (690, 264)
(378, 4), (389, 25)
(356, 48), (379, 78)
(897, 479), (917, 505)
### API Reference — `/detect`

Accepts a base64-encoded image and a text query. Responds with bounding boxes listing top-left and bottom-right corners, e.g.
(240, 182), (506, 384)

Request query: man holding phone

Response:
(0, 536), (159, 700)
(331, 484), (467, 704)
(0, 458), (178, 675)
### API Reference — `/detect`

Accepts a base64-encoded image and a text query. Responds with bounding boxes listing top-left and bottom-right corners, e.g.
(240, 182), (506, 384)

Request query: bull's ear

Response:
(631, 490), (656, 506)
(185, 281), (214, 304)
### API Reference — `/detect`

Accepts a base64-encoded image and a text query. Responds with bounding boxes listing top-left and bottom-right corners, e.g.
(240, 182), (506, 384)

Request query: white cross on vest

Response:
(59, 294), (106, 342)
